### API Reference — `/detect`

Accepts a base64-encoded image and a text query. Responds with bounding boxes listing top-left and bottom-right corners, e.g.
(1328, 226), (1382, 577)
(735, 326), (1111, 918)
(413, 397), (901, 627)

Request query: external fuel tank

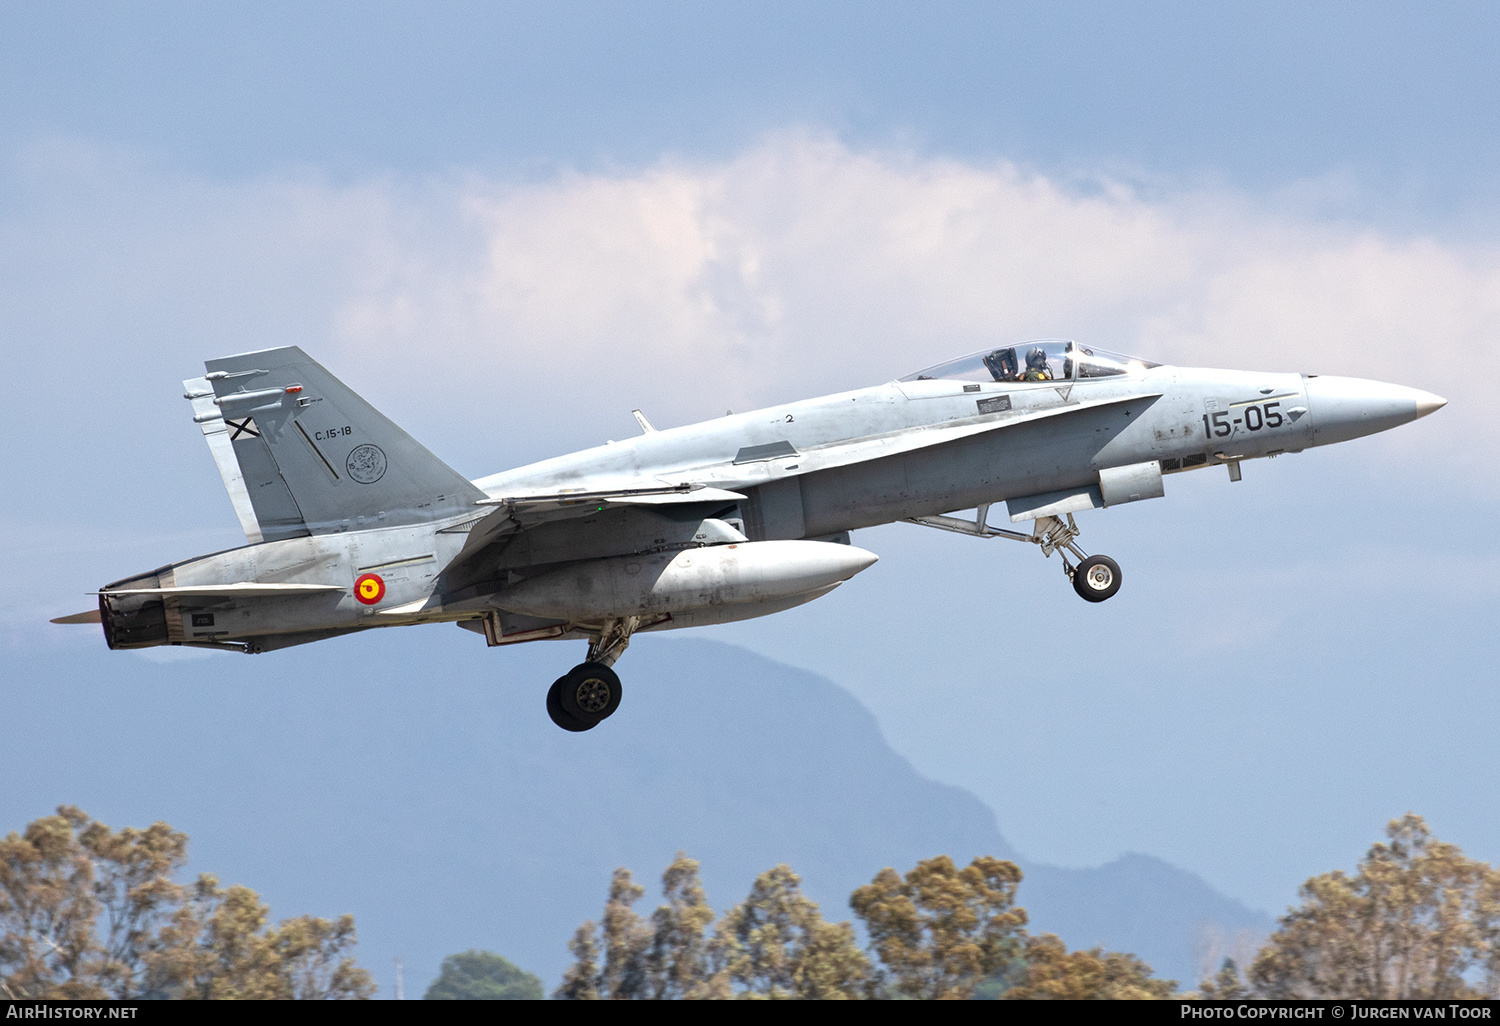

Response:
(496, 540), (878, 622)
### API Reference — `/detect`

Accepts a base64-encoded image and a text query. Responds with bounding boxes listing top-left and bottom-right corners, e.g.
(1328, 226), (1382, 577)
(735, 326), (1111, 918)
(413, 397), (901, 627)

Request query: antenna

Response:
(394, 957), (404, 1001)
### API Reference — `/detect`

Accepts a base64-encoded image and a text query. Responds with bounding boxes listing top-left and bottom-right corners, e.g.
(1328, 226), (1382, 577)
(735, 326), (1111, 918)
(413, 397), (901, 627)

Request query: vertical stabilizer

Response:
(195, 347), (484, 537)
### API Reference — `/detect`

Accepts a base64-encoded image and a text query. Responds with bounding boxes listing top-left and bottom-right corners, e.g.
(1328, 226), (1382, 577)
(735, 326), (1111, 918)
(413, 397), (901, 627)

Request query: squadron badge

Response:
(345, 443), (387, 484)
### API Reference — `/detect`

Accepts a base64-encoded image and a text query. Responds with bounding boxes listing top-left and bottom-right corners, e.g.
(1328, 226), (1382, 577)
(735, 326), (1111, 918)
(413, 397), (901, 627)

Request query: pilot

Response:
(1022, 347), (1053, 382)
(983, 347), (1020, 382)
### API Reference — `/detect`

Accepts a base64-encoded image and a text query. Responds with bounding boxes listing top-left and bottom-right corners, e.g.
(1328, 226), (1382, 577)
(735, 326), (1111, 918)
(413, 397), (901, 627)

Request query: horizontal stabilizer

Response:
(97, 583), (345, 597)
(51, 609), (102, 625)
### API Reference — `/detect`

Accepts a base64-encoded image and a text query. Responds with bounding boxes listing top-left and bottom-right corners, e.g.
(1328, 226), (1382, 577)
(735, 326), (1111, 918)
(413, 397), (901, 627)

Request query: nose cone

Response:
(1305, 376), (1447, 447)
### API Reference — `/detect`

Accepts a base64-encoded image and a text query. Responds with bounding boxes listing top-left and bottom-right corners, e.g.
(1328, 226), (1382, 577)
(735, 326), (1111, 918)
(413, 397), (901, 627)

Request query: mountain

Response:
(1022, 855), (1273, 987)
(2, 629), (1269, 993)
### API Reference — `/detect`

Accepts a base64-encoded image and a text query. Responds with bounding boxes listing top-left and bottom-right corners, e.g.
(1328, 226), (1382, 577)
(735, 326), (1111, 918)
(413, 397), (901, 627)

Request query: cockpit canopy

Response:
(901, 341), (1158, 384)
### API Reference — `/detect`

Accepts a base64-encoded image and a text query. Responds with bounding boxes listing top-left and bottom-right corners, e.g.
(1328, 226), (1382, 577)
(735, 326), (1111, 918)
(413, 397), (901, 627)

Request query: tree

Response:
(559, 857), (868, 999)
(558, 852), (1186, 1001)
(0, 805), (189, 999)
(1198, 958), (1249, 999)
(555, 866), (654, 999)
(599, 867), (652, 999)
(1249, 813), (1500, 999)
(556, 859), (713, 1000)
(1004, 933), (1176, 999)
(708, 864), (869, 999)
(424, 950), (543, 1000)
(134, 874), (373, 999)
(0, 807), (374, 1000)
(272, 909), (378, 1000)
(647, 853), (715, 999)
(555, 922), (601, 1000)
(851, 854), (1027, 999)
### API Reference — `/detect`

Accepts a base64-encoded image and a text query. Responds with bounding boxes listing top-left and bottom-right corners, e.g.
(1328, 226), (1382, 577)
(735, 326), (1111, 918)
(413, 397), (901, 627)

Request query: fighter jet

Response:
(54, 341), (1444, 731)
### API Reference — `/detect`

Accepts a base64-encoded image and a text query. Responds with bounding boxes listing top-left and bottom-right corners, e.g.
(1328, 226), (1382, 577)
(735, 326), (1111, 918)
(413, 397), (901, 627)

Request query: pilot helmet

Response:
(1025, 347), (1049, 369)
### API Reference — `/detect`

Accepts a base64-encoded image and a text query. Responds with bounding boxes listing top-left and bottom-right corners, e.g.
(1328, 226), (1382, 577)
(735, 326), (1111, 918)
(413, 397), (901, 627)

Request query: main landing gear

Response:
(545, 616), (637, 732)
(547, 661), (622, 732)
(905, 506), (1123, 603)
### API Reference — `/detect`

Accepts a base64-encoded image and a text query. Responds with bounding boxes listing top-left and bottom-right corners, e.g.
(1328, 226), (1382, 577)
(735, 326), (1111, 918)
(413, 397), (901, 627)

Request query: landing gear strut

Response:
(1031, 514), (1124, 603)
(544, 616), (637, 732)
(905, 505), (1124, 603)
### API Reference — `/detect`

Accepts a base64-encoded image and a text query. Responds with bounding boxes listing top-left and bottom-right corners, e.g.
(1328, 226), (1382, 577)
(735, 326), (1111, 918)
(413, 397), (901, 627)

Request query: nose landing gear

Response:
(1032, 514), (1123, 603)
(905, 506), (1124, 603)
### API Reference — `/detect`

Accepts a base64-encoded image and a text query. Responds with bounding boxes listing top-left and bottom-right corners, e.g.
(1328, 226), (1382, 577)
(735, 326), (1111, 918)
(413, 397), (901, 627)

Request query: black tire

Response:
(547, 677), (595, 732)
(559, 661), (623, 722)
(1072, 555), (1122, 602)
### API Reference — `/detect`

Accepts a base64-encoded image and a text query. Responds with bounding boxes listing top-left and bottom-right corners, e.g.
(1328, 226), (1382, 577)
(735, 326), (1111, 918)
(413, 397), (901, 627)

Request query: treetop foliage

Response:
(15, 807), (1476, 1000)
(1005, 933), (1175, 999)
(1247, 813), (1500, 1000)
(0, 806), (374, 1000)
(558, 850), (1173, 1000)
(561, 817), (1500, 1002)
(555, 854), (871, 999)
(424, 949), (543, 1000)
(851, 854), (1026, 999)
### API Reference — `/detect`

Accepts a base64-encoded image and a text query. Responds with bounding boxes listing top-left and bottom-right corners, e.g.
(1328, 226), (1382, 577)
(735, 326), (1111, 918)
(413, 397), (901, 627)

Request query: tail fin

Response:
(191, 346), (484, 540)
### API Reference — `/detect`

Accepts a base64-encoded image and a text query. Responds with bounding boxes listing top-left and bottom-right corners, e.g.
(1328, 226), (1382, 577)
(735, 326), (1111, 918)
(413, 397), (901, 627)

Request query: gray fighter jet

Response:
(54, 342), (1444, 731)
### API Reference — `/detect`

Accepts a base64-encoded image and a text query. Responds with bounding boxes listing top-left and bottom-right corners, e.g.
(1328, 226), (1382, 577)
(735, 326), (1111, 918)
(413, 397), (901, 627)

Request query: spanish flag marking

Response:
(354, 573), (386, 605)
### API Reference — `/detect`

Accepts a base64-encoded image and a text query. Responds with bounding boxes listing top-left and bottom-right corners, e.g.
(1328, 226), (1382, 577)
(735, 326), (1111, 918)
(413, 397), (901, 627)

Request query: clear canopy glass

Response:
(901, 341), (1158, 384)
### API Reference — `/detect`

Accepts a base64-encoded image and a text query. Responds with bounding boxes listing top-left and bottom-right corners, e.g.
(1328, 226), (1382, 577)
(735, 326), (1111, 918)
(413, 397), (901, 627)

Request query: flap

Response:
(476, 483), (746, 519)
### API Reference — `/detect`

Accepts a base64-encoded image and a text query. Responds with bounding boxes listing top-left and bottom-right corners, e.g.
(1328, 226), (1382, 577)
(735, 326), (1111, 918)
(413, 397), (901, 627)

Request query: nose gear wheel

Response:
(1071, 554), (1122, 602)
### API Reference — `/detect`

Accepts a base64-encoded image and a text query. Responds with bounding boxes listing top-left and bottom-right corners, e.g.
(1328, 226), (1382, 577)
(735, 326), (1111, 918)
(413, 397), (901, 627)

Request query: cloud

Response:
(3, 132), (1493, 486)
(318, 133), (1497, 469)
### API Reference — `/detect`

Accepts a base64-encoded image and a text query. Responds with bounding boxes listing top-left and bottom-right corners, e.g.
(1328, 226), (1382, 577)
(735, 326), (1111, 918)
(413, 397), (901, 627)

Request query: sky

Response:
(3, 0), (1498, 969)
